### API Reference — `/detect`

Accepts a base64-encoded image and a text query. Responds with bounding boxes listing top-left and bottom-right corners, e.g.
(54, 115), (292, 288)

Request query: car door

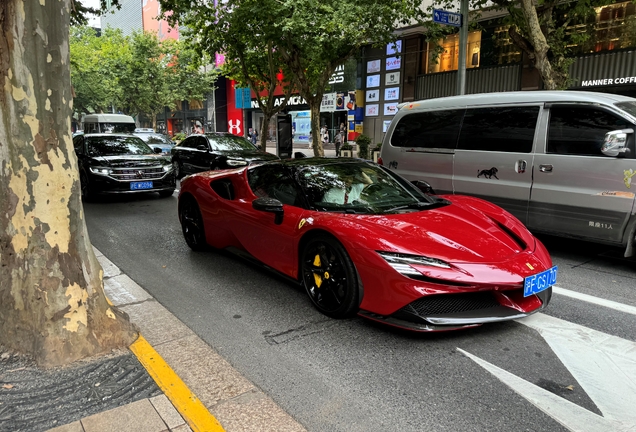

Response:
(232, 165), (305, 276)
(452, 105), (540, 224)
(528, 104), (636, 244)
(385, 109), (464, 194)
(187, 136), (213, 173)
(173, 137), (196, 175)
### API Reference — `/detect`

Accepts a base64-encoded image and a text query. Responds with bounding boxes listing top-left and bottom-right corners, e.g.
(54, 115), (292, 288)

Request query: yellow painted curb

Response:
(130, 335), (225, 432)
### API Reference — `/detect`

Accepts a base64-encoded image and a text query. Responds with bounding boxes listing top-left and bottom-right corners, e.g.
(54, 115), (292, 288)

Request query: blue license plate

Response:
(130, 181), (153, 190)
(524, 265), (558, 297)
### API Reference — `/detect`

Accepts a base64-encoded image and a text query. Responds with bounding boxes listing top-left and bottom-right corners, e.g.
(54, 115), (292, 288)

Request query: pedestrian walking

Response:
(321, 125), (329, 146)
(334, 131), (342, 157)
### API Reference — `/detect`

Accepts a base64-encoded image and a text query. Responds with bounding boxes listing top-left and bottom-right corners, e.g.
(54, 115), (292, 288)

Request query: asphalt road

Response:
(84, 190), (636, 432)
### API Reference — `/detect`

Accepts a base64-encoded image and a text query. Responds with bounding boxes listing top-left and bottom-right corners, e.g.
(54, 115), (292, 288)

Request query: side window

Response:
(84, 122), (97, 133)
(390, 109), (464, 149)
(248, 165), (301, 207)
(196, 136), (209, 150)
(548, 105), (631, 156)
(73, 136), (84, 154)
(179, 137), (195, 148)
(457, 106), (539, 153)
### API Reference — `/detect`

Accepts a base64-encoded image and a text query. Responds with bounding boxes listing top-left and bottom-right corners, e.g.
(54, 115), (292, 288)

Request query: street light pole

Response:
(457, 0), (469, 95)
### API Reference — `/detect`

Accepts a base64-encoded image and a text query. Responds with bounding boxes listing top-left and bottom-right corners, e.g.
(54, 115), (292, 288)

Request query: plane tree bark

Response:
(0, 0), (136, 367)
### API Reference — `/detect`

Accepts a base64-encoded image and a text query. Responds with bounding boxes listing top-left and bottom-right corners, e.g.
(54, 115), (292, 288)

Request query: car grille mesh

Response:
(110, 166), (164, 181)
(392, 292), (500, 321)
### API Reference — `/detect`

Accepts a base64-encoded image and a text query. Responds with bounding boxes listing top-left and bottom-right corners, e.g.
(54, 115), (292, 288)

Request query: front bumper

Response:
(88, 170), (175, 194)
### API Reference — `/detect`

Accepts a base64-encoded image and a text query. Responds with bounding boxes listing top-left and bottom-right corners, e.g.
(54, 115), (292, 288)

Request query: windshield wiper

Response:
(384, 202), (432, 213)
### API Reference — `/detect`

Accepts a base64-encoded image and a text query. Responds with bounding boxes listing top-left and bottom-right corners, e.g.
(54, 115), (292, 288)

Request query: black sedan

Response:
(170, 132), (279, 179)
(73, 133), (176, 200)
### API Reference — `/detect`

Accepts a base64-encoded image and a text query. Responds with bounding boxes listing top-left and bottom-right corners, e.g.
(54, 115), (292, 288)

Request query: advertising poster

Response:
(386, 57), (401, 71)
(387, 40), (402, 55)
(365, 104), (380, 117)
(336, 92), (346, 110)
(321, 93), (337, 112)
(366, 89), (380, 102)
(386, 72), (400, 86)
(384, 87), (400, 101)
(384, 103), (398, 116)
(367, 59), (382, 73)
(383, 120), (392, 132)
(366, 75), (380, 88)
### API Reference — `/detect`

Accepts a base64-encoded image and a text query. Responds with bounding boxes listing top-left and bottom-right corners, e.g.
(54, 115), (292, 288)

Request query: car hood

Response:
(220, 150), (279, 162)
(92, 155), (169, 167)
(333, 203), (529, 264)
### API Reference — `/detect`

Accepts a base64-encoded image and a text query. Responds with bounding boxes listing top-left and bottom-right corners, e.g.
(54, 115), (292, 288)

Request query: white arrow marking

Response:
(459, 312), (636, 431)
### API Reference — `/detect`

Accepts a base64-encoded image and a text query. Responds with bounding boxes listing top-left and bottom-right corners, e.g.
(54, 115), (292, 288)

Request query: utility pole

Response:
(456, 0), (469, 95)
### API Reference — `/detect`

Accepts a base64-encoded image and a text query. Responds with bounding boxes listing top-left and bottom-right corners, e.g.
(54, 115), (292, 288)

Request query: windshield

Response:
(135, 133), (173, 146)
(206, 134), (256, 151)
(100, 122), (136, 133)
(615, 101), (636, 119)
(87, 136), (154, 156)
(296, 162), (436, 214)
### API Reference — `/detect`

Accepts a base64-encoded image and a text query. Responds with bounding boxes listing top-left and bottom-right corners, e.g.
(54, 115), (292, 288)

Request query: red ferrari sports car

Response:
(178, 158), (556, 332)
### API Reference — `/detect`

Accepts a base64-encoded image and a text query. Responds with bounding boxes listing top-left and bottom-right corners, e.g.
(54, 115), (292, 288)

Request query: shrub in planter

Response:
(173, 132), (186, 142)
(355, 134), (372, 159)
(340, 142), (353, 157)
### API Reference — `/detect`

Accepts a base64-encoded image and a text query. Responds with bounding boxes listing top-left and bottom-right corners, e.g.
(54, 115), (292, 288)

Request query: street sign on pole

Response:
(432, 9), (462, 27)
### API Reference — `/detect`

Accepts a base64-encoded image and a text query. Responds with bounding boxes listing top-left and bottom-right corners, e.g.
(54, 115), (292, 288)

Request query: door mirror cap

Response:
(411, 180), (436, 195)
(153, 147), (163, 154)
(602, 128), (633, 157)
(196, 144), (208, 151)
(252, 197), (284, 224)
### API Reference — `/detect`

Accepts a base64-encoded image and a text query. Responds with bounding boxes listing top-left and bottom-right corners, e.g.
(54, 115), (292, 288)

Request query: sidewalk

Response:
(47, 247), (306, 432)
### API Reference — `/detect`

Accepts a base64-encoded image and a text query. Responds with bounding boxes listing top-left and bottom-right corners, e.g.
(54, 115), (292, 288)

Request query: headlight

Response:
(226, 159), (247, 167)
(377, 251), (451, 276)
(89, 166), (113, 175)
(162, 164), (173, 172)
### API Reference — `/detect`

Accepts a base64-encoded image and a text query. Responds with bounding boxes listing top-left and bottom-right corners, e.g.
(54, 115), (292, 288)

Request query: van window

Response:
(84, 122), (98, 133)
(390, 109), (464, 149)
(457, 106), (539, 153)
(548, 105), (631, 156)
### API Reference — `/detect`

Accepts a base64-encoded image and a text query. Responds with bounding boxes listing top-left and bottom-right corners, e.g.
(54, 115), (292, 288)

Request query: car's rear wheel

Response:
(179, 196), (207, 251)
(173, 160), (183, 179)
(301, 235), (359, 318)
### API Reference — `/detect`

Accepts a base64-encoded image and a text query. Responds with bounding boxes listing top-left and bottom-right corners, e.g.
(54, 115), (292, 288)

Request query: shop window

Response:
(425, 31), (482, 74)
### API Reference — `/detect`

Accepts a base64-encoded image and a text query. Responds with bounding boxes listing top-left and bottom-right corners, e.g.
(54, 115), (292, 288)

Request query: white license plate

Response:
(523, 265), (558, 297)
(130, 181), (153, 190)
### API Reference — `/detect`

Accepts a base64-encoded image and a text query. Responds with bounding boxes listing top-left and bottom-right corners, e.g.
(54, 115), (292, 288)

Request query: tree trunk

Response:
(308, 98), (325, 157)
(517, 0), (558, 90)
(259, 113), (270, 152)
(0, 0), (137, 367)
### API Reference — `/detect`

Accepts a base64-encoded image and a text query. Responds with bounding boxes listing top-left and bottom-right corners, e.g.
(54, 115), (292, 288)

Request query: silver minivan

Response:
(379, 91), (636, 257)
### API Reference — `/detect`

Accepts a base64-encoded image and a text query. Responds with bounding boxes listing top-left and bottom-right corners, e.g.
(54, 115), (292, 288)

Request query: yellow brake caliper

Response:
(313, 254), (323, 288)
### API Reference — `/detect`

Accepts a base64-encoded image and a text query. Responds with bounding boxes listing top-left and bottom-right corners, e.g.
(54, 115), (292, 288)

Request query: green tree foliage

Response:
(70, 26), (217, 129)
(425, 0), (613, 89)
(159, 0), (425, 156)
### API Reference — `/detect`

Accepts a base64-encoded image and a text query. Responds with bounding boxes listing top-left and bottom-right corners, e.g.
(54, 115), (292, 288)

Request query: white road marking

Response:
(553, 286), (636, 316)
(459, 313), (636, 431)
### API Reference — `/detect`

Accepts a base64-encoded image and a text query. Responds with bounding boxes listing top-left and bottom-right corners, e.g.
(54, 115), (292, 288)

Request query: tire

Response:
(179, 197), (207, 251)
(301, 235), (359, 318)
(173, 160), (184, 180)
(158, 189), (175, 198)
(80, 171), (94, 201)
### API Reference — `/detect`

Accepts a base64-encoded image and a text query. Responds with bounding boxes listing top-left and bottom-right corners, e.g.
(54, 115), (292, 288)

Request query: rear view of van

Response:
(379, 91), (636, 257)
(82, 113), (136, 134)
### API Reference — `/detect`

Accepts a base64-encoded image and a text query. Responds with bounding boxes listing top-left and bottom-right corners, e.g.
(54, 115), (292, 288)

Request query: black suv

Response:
(73, 133), (176, 200)
(170, 132), (279, 179)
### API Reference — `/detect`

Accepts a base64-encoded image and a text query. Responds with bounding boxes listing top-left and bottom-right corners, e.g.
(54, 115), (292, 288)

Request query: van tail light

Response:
(377, 157), (384, 165)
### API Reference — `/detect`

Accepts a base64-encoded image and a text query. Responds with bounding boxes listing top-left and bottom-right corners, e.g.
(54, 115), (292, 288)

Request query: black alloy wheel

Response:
(179, 197), (207, 251)
(173, 160), (183, 179)
(301, 235), (359, 318)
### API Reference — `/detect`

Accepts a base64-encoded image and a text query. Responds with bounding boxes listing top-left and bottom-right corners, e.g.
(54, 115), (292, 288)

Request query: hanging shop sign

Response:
(365, 104), (379, 117)
(321, 93), (337, 112)
(384, 103), (399, 116)
(384, 87), (400, 101)
(366, 75), (380, 88)
(386, 72), (400, 86)
(367, 60), (382, 73)
(366, 89), (380, 102)
(386, 57), (401, 71)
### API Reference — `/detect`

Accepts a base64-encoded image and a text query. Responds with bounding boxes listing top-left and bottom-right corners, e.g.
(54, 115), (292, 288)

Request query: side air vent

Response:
(210, 179), (235, 200)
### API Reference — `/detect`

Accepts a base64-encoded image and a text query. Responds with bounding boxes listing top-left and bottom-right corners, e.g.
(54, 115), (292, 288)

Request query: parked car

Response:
(170, 132), (279, 179)
(133, 131), (174, 156)
(73, 133), (175, 200)
(177, 158), (555, 331)
(379, 91), (636, 258)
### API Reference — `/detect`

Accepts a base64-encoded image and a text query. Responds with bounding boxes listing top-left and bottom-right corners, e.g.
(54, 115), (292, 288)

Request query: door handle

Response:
(515, 160), (527, 173)
(539, 164), (553, 173)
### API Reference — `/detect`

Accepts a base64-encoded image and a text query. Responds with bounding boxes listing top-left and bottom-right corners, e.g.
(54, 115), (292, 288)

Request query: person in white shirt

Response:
(323, 171), (373, 204)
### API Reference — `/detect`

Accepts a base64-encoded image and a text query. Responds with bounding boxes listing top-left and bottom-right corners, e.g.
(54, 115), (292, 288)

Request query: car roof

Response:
(399, 90), (636, 112)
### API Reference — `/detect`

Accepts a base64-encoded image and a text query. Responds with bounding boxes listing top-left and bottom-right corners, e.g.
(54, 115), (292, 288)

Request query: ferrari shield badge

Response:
(298, 217), (314, 230)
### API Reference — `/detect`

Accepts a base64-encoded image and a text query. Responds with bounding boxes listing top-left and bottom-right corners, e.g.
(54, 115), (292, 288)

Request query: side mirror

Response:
(602, 129), (633, 157)
(411, 180), (436, 195)
(153, 147), (162, 154)
(252, 197), (284, 225)
(196, 144), (208, 151)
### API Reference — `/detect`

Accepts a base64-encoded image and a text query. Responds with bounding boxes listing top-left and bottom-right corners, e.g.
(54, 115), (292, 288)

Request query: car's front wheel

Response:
(301, 235), (359, 318)
(80, 171), (94, 201)
(179, 196), (207, 251)
(173, 160), (184, 179)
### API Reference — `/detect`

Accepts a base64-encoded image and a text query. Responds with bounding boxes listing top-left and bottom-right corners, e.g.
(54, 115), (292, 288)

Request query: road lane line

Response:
(553, 286), (636, 316)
